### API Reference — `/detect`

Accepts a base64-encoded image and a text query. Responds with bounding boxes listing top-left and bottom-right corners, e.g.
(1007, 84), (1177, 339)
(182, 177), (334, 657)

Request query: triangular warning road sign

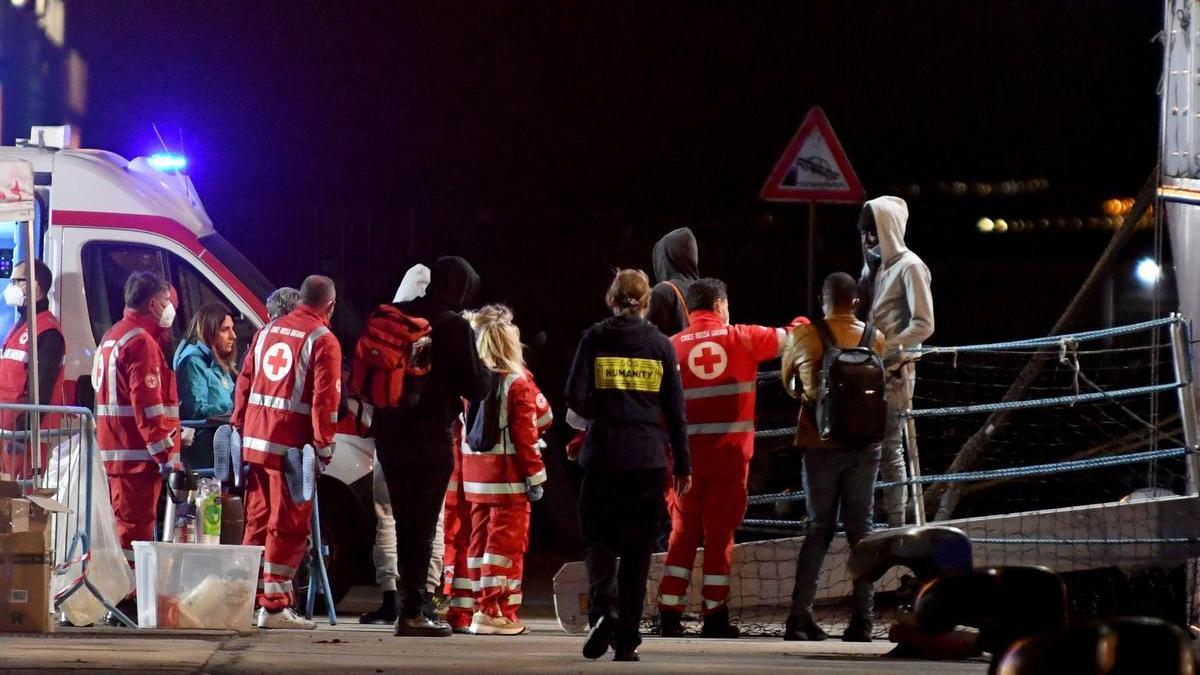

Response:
(760, 107), (865, 204)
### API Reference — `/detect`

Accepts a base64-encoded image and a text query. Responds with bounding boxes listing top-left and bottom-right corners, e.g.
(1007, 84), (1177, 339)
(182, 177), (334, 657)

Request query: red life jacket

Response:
(94, 311), (180, 475)
(671, 310), (785, 481)
(233, 305), (342, 469)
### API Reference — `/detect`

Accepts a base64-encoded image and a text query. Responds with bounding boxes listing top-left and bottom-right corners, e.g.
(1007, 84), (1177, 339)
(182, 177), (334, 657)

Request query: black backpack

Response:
(812, 318), (887, 445)
(466, 371), (503, 453)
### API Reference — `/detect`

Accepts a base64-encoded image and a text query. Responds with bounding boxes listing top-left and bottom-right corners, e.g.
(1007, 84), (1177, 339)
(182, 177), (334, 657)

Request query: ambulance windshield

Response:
(198, 233), (274, 302)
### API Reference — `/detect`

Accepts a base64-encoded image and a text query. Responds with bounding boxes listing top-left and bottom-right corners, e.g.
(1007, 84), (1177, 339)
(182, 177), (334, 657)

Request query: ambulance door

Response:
(63, 229), (261, 407)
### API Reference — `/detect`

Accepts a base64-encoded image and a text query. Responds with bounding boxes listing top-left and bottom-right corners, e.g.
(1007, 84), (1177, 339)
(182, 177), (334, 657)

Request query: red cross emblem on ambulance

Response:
(687, 341), (727, 381)
(264, 343), (294, 382)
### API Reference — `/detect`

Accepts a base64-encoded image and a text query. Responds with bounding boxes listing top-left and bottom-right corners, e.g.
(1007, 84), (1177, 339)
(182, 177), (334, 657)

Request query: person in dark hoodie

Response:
(647, 227), (700, 336)
(373, 256), (490, 637)
(565, 268), (692, 662)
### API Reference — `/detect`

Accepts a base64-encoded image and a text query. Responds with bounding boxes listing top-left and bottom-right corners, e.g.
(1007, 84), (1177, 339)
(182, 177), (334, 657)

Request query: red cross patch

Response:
(263, 343), (294, 383)
(687, 341), (728, 381)
(144, 371), (160, 389)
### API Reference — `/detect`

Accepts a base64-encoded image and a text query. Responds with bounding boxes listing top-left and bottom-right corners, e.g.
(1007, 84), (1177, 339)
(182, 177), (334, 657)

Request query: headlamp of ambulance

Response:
(147, 152), (188, 172)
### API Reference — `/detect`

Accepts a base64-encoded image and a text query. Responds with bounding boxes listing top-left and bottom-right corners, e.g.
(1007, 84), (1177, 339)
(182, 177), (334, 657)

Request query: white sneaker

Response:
(256, 607), (316, 630)
(469, 611), (527, 636)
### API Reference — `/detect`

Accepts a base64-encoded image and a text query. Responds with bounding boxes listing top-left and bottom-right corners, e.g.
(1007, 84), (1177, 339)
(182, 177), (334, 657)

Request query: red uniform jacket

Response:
(461, 371), (551, 505)
(671, 310), (785, 481)
(94, 310), (181, 475)
(0, 310), (65, 418)
(232, 304), (342, 469)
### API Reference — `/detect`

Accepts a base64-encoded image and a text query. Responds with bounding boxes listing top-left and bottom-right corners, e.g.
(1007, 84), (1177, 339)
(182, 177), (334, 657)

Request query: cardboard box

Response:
(0, 479), (69, 634)
(0, 531), (51, 633)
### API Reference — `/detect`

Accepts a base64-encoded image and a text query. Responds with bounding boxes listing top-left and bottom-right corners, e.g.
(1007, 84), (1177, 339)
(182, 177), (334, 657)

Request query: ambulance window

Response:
(166, 253), (248, 356)
(81, 243), (169, 343)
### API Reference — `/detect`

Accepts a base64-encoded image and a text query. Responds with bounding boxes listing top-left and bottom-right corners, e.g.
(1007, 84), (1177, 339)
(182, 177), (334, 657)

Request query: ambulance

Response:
(0, 126), (375, 602)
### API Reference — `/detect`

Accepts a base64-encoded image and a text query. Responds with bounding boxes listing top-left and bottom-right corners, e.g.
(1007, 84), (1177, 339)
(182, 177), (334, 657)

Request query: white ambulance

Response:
(0, 126), (375, 602)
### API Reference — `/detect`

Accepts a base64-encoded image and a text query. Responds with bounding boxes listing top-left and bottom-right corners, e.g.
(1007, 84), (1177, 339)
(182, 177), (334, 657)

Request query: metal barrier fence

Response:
(1, 402), (135, 628)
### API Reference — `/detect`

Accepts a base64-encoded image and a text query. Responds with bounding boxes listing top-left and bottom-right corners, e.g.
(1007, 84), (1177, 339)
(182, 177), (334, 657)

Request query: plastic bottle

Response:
(196, 478), (222, 545)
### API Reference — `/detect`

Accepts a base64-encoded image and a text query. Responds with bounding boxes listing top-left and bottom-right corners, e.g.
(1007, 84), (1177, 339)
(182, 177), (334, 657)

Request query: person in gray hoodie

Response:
(857, 196), (934, 527)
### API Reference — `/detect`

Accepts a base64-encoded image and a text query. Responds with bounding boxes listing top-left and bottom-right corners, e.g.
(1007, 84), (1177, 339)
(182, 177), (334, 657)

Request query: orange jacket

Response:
(461, 372), (551, 505)
(94, 310), (181, 475)
(232, 304), (343, 469)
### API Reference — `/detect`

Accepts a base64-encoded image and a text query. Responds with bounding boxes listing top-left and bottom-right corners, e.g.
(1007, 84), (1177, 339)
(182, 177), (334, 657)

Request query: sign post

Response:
(760, 106), (865, 314)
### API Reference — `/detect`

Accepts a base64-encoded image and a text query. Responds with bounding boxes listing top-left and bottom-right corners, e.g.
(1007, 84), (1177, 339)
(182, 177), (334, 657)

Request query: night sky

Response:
(66, 0), (1164, 394)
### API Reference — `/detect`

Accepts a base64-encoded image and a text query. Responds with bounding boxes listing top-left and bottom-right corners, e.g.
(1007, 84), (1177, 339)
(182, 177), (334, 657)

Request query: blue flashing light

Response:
(147, 152), (187, 172)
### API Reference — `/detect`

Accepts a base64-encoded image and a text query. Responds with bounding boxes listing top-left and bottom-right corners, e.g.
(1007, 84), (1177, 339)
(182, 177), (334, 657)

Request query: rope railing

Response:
(744, 447), (1190, 506)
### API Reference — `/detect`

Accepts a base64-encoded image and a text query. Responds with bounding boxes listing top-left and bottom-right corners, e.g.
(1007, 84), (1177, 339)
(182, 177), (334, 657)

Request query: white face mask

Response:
(3, 283), (24, 308)
(158, 302), (177, 328)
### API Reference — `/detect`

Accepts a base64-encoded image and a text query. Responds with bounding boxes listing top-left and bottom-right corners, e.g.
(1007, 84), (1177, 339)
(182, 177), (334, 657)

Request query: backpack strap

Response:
(665, 281), (689, 325)
(858, 321), (876, 350)
(811, 318), (837, 351)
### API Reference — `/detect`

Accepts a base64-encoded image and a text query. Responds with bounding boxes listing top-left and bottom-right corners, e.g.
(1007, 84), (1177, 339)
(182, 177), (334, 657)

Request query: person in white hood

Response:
(858, 196), (934, 527)
(361, 263), (446, 625)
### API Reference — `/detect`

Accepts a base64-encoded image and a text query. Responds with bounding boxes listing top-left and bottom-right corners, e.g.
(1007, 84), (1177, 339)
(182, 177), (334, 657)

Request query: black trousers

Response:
(377, 426), (454, 619)
(580, 468), (668, 650)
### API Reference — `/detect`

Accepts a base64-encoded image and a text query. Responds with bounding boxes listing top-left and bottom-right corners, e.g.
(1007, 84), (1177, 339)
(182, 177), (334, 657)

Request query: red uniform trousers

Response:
(468, 502), (529, 620)
(108, 472), (163, 573)
(657, 474), (748, 615)
(242, 464), (313, 612)
(442, 496), (475, 628)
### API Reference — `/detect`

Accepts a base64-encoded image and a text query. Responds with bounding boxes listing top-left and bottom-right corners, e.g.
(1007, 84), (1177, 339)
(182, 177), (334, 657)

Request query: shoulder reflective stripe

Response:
(263, 561), (297, 577)
(265, 581), (294, 594)
(702, 574), (730, 586)
(116, 328), (146, 349)
(467, 557), (484, 569)
(143, 404), (180, 418)
(687, 421), (755, 435)
(506, 594), (523, 606)
(449, 597), (475, 608)
(526, 468), (547, 487)
(703, 598), (725, 610)
(658, 594), (686, 607)
(290, 325), (330, 412)
(663, 565), (691, 580)
(247, 392), (312, 415)
(242, 436), (291, 456)
(775, 328), (788, 355)
(498, 373), (519, 430)
(683, 382), (755, 400)
(482, 553), (512, 568)
(96, 404), (135, 417)
(0, 348), (27, 363)
(101, 449), (154, 462)
(253, 321), (275, 376)
(462, 480), (526, 495)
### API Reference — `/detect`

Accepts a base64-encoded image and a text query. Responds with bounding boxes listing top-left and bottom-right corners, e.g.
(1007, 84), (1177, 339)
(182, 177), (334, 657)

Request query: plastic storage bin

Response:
(133, 541), (264, 631)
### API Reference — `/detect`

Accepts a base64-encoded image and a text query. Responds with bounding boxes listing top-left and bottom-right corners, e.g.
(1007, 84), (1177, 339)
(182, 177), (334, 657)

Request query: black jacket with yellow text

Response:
(565, 314), (690, 476)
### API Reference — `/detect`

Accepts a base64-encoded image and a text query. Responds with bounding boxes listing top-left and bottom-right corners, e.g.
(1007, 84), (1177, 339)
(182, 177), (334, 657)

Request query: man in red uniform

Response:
(94, 271), (183, 621)
(232, 275), (342, 630)
(0, 260), (65, 478)
(656, 277), (790, 638)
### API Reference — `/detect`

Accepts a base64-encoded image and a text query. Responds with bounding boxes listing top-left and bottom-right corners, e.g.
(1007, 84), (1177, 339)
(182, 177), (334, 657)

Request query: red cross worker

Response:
(231, 276), (342, 630)
(655, 279), (795, 639)
(93, 273), (181, 611)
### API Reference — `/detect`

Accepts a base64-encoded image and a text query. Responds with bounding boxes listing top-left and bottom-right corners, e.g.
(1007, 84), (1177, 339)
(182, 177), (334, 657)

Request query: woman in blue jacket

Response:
(173, 303), (237, 465)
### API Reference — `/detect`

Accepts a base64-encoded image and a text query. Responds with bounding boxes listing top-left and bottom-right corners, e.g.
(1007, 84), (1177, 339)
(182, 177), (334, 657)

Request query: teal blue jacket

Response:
(172, 341), (235, 420)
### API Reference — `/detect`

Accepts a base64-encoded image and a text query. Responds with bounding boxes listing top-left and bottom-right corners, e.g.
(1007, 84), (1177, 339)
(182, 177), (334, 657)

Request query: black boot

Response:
(583, 615), (616, 659)
(842, 614), (873, 642)
(359, 590), (398, 625)
(421, 591), (438, 623)
(393, 613), (452, 637)
(658, 609), (685, 638)
(783, 613), (828, 641)
(701, 607), (740, 639)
